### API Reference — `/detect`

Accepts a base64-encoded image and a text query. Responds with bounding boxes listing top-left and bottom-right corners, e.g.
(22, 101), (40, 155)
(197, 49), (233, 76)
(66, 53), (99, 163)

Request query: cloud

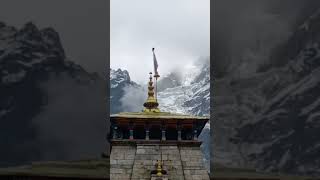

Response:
(110, 0), (210, 83)
(120, 85), (147, 112)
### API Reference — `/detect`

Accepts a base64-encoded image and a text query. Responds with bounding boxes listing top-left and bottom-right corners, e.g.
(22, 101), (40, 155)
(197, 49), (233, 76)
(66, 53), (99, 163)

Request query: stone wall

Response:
(110, 145), (136, 179)
(180, 146), (210, 180)
(110, 143), (209, 180)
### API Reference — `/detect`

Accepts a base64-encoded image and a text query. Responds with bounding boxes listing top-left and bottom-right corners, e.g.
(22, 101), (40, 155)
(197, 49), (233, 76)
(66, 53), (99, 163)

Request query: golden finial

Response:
(156, 160), (163, 176)
(143, 72), (160, 113)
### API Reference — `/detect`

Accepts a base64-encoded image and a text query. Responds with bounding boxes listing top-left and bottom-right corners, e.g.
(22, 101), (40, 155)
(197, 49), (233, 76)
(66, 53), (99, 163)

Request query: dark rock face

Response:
(269, 9), (320, 69)
(236, 69), (320, 174)
(226, 10), (320, 175)
(0, 22), (107, 167)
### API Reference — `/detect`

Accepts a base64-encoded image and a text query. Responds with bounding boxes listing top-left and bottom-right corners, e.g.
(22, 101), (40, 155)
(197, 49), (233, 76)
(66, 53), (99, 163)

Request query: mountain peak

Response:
(19, 22), (40, 36)
(41, 27), (60, 41)
(41, 27), (65, 59)
(111, 68), (131, 82)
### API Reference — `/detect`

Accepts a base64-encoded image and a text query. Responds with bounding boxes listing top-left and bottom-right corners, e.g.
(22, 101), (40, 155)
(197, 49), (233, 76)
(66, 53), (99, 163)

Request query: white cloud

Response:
(110, 0), (210, 84)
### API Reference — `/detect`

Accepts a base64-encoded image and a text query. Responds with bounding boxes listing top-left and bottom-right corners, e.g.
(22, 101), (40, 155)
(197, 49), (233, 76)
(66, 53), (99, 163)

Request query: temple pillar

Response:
(161, 122), (166, 141)
(112, 125), (118, 139)
(146, 129), (150, 140)
(129, 129), (134, 140)
(178, 130), (182, 141)
(193, 121), (199, 140)
(145, 122), (150, 140)
(177, 122), (182, 141)
(161, 129), (166, 141)
(193, 129), (198, 140)
(129, 121), (134, 140)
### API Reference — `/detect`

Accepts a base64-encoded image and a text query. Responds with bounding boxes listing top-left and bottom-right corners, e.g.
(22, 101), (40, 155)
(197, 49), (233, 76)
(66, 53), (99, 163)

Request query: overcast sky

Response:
(111, 0), (210, 84)
(0, 0), (108, 75)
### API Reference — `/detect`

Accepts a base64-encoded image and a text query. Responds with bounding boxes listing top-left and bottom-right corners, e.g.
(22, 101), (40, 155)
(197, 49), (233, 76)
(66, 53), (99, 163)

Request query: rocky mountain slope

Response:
(212, 9), (320, 175)
(156, 60), (210, 116)
(0, 22), (107, 167)
(234, 10), (320, 175)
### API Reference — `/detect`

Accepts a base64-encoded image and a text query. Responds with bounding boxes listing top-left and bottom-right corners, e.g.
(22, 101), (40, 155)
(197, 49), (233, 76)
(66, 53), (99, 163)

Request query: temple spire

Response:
(143, 72), (160, 112)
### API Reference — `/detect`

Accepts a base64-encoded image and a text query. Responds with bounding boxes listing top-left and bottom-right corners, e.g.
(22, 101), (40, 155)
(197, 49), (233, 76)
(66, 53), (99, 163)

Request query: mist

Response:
(120, 85), (147, 112)
(32, 73), (108, 160)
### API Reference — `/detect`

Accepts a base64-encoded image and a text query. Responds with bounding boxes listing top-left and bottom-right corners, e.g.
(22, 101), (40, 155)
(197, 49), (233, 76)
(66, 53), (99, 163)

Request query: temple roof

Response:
(110, 111), (209, 120)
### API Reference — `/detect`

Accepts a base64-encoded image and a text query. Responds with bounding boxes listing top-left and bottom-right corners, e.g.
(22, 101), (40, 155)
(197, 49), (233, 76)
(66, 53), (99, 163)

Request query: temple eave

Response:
(111, 139), (203, 146)
(111, 112), (209, 120)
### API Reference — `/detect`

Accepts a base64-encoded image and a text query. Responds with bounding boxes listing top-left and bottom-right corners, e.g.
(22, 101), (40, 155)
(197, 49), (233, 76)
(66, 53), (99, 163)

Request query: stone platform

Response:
(211, 164), (318, 180)
(0, 158), (109, 179)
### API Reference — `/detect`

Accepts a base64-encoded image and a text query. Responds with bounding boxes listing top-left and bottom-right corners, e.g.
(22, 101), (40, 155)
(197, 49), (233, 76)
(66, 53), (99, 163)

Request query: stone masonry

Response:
(110, 144), (210, 180)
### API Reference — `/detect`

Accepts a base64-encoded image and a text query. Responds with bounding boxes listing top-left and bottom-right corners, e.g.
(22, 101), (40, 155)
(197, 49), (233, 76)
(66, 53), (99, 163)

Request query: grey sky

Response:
(0, 0), (108, 75)
(111, 0), (210, 84)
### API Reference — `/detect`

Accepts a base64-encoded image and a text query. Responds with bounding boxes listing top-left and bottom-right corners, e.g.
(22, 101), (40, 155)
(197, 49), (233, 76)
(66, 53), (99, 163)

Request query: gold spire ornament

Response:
(156, 160), (163, 176)
(143, 72), (160, 113)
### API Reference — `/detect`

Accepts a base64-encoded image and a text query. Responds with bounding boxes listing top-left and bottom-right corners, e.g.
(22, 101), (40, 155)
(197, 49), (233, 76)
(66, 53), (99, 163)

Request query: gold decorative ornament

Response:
(156, 160), (163, 176)
(143, 72), (160, 113)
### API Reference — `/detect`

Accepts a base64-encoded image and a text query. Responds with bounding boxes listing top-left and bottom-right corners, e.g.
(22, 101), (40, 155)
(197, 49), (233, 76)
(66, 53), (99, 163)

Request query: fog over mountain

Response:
(213, 0), (320, 78)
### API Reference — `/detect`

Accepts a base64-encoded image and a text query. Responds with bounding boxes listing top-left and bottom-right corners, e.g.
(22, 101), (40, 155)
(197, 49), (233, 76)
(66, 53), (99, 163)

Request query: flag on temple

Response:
(152, 48), (159, 77)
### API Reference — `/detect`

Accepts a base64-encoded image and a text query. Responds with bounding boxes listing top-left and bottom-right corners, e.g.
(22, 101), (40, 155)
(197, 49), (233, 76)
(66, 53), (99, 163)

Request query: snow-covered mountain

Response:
(157, 60), (210, 116)
(0, 22), (107, 167)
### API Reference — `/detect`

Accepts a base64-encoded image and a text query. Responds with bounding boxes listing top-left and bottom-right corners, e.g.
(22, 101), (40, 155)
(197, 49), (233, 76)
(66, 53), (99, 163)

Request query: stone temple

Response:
(110, 72), (210, 180)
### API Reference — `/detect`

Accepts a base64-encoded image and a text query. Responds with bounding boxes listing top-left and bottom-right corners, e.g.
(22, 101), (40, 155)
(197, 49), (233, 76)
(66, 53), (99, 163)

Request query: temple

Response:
(110, 71), (210, 180)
